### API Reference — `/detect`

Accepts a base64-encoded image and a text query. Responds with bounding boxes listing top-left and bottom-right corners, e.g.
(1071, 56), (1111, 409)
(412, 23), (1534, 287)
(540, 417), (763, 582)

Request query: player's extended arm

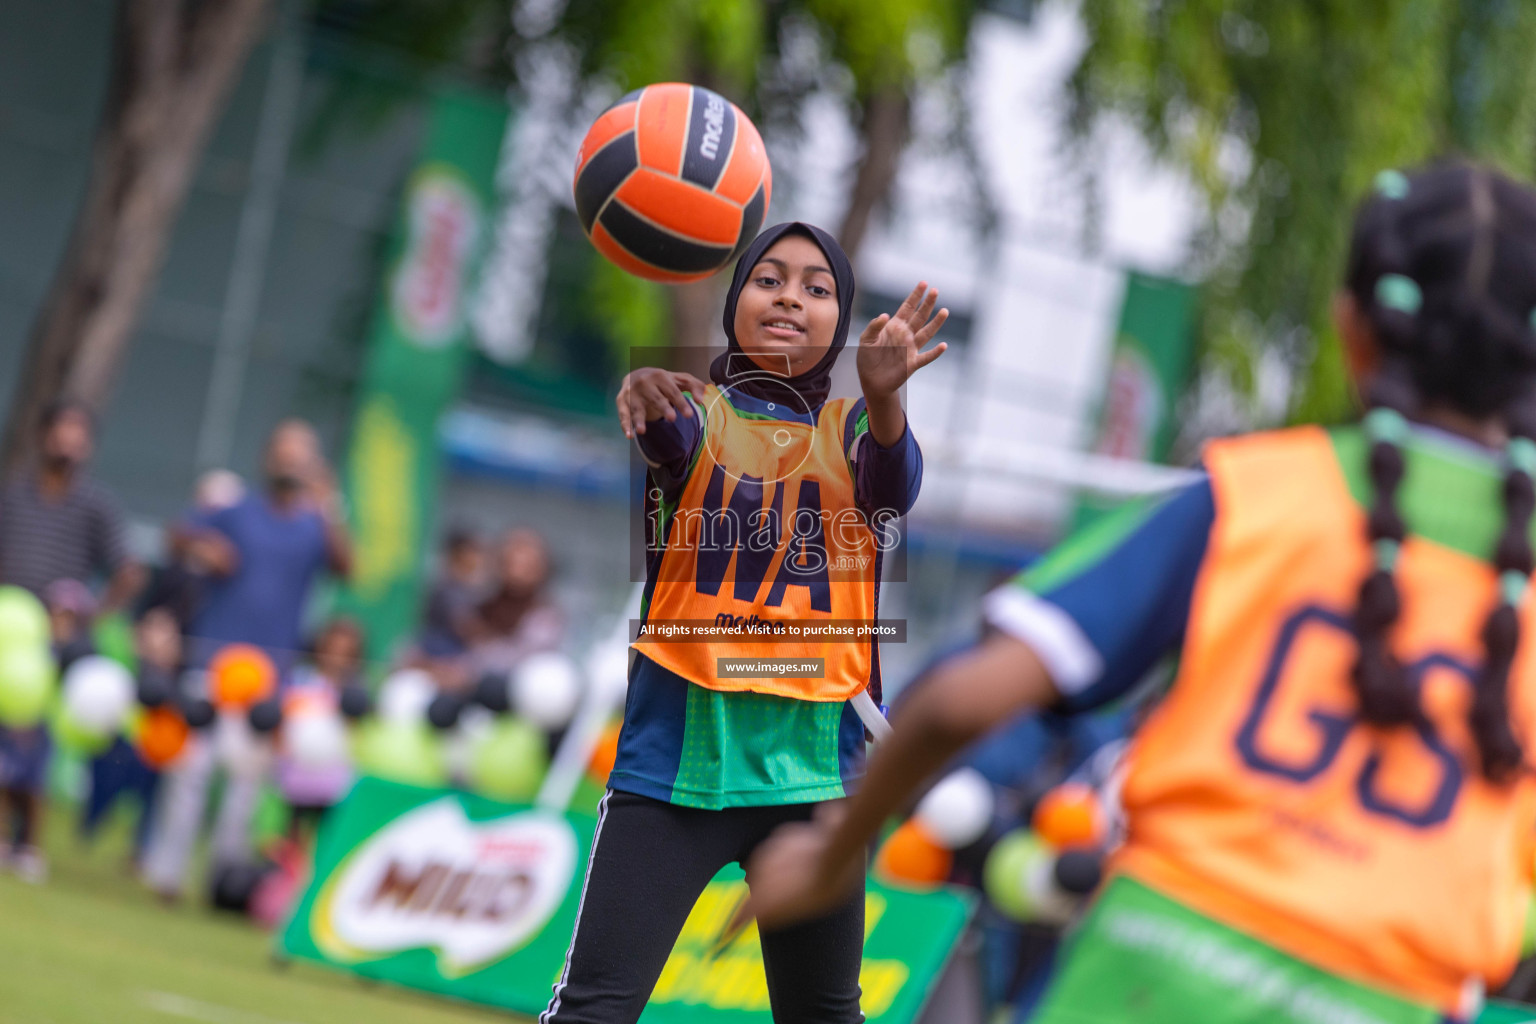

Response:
(634, 400), (702, 474)
(746, 631), (1059, 929)
(618, 368), (708, 496)
(856, 281), (947, 447)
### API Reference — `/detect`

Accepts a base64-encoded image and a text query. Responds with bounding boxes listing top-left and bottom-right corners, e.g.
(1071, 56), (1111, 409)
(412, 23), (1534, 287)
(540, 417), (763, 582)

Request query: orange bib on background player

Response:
(1113, 426), (1536, 1013)
(632, 385), (881, 702)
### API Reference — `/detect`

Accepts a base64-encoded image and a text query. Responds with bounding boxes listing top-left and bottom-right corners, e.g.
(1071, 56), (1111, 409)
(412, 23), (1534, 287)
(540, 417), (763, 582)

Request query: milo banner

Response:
(1072, 271), (1197, 527)
(339, 90), (509, 661)
(280, 778), (974, 1021)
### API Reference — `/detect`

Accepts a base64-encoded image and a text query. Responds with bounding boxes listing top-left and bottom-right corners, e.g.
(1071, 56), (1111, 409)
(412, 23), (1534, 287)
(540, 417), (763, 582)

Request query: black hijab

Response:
(709, 222), (856, 410)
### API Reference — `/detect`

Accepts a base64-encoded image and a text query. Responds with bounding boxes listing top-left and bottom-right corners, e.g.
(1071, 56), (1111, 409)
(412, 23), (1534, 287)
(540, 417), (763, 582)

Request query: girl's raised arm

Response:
(856, 282), (948, 447)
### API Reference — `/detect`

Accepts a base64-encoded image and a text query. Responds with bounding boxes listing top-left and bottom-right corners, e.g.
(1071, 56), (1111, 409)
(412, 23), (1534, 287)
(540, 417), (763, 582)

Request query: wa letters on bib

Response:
(632, 385), (882, 702)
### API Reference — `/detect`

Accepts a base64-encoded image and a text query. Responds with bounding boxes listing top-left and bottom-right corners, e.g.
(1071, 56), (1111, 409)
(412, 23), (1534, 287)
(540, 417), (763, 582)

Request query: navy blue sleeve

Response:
(983, 477), (1215, 714)
(850, 408), (923, 518)
(1045, 479), (1213, 712)
(635, 399), (704, 500)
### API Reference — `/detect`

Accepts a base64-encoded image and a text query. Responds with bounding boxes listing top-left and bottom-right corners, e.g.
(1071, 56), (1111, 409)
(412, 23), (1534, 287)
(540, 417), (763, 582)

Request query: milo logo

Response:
(312, 799), (576, 974)
(390, 167), (482, 349)
(1095, 343), (1163, 461)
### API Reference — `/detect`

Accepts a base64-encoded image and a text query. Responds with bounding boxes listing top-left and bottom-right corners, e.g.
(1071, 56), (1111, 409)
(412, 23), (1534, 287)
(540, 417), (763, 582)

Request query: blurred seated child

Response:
(276, 618), (365, 842)
(46, 577), (96, 669)
(80, 606), (182, 864)
(417, 527), (486, 663)
(466, 528), (564, 682)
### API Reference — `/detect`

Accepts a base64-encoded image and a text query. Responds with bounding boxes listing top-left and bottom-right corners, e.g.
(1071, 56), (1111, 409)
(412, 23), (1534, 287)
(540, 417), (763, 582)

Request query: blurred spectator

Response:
(0, 715), (51, 881)
(80, 607), (182, 863)
(141, 699), (273, 904)
(136, 469), (246, 629)
(417, 527), (486, 661)
(467, 529), (563, 681)
(0, 396), (145, 886)
(0, 577), (101, 883)
(44, 577), (97, 669)
(145, 420), (351, 902)
(293, 617), (365, 693)
(277, 618), (364, 841)
(0, 399), (142, 606)
(172, 420), (351, 673)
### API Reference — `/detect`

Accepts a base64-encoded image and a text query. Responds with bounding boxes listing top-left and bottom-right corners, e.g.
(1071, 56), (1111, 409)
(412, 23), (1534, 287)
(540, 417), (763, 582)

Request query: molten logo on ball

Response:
(699, 93), (726, 160)
(573, 82), (771, 282)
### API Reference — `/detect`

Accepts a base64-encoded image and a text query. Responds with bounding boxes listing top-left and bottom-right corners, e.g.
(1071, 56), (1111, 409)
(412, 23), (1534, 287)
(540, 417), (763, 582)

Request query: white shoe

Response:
(10, 846), (46, 884)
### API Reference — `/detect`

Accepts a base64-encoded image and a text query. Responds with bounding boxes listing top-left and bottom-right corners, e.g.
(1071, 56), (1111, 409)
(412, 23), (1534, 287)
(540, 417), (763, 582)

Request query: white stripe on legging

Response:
(540, 788), (612, 1023)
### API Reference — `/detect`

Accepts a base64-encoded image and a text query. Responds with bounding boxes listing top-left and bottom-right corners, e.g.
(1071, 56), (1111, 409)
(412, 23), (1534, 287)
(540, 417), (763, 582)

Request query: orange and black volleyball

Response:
(573, 82), (772, 283)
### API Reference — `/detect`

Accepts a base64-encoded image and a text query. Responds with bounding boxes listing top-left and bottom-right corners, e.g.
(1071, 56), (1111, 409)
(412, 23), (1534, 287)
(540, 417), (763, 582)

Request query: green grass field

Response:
(0, 805), (524, 1024)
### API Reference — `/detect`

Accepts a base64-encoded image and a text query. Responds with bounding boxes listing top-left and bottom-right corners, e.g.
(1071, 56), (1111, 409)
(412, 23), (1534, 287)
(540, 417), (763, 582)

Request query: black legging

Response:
(541, 789), (865, 1024)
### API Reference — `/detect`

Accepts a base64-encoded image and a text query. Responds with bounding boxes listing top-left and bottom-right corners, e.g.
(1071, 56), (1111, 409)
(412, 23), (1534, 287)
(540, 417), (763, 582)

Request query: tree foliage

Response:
(1069, 0), (1536, 425)
(305, 0), (515, 153)
(315, 0), (985, 362)
(523, 0), (983, 352)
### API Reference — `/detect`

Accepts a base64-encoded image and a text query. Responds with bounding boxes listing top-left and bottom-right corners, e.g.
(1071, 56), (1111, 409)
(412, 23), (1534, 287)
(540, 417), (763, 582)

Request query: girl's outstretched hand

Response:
(856, 282), (949, 401)
(616, 368), (709, 438)
(744, 804), (863, 932)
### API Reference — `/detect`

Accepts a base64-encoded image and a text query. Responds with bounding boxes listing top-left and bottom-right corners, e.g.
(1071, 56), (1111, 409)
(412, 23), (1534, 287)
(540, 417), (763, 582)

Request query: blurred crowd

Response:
(0, 401), (567, 899)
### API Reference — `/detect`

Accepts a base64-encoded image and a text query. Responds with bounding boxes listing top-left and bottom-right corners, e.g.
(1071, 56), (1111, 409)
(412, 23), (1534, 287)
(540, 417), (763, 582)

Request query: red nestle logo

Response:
(393, 173), (479, 346)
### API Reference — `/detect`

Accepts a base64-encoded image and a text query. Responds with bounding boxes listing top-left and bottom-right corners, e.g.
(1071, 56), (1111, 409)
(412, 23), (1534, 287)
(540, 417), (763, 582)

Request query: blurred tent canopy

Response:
(1068, 0), (1536, 428)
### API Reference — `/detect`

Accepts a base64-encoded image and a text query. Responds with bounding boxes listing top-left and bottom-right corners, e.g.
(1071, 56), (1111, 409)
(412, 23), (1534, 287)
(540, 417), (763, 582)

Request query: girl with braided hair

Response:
(746, 161), (1536, 1023)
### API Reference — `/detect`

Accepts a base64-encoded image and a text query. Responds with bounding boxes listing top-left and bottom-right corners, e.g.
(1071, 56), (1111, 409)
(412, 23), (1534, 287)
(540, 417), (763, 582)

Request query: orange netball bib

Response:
(631, 385), (882, 701)
(1113, 427), (1536, 1013)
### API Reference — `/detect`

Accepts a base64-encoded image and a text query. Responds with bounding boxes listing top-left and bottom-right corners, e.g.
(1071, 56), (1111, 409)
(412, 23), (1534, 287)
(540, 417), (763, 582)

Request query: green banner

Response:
(1072, 271), (1198, 528)
(339, 90), (508, 662)
(280, 778), (973, 1021)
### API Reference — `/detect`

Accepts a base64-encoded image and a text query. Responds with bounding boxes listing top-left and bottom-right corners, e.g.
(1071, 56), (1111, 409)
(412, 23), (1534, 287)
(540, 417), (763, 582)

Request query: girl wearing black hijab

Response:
(542, 223), (946, 1024)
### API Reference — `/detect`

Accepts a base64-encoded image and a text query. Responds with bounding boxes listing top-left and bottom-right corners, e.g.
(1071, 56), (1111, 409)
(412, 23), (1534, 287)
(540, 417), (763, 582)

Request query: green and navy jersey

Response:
(983, 422), (1523, 712)
(611, 387), (921, 809)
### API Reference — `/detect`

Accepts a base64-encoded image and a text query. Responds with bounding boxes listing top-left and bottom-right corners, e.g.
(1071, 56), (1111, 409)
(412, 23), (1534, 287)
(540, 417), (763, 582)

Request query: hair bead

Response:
(1509, 437), (1536, 476)
(1346, 162), (1536, 783)
(1374, 169), (1410, 200)
(1501, 570), (1529, 607)
(1373, 538), (1401, 571)
(1365, 407), (1410, 445)
(1375, 274), (1423, 315)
